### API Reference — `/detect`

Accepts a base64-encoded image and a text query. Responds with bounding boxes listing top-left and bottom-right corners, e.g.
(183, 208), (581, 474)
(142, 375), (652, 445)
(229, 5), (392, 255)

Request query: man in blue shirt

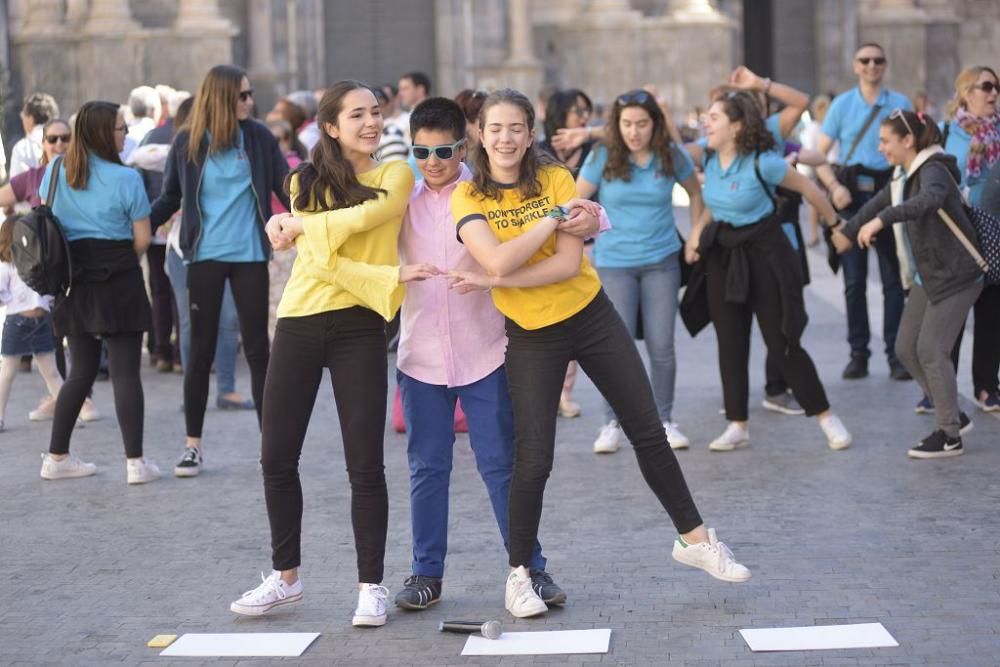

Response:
(817, 42), (912, 381)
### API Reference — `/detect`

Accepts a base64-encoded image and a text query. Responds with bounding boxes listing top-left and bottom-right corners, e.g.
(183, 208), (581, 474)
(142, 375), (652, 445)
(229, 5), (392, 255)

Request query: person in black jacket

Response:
(834, 110), (984, 458)
(150, 65), (290, 478)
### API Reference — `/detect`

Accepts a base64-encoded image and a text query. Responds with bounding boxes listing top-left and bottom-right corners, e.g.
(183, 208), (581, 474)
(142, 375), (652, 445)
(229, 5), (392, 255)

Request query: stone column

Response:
(65, 0), (89, 26)
(174, 0), (234, 32)
(502, 0), (544, 96)
(83, 0), (140, 34)
(919, 0), (960, 111)
(149, 0), (235, 93)
(248, 0), (280, 111)
(18, 0), (65, 35)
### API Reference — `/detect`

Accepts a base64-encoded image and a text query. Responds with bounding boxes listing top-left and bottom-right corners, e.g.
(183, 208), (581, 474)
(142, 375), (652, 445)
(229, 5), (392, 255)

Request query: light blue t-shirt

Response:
(702, 151), (788, 226)
(40, 155), (150, 242)
(822, 86), (912, 170)
(940, 121), (987, 206)
(580, 144), (694, 268)
(196, 128), (265, 263)
(765, 113), (784, 148)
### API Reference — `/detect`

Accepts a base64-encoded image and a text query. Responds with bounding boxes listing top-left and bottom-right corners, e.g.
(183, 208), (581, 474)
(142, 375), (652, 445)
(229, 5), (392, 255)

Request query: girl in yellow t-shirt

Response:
(449, 89), (751, 619)
(229, 81), (436, 629)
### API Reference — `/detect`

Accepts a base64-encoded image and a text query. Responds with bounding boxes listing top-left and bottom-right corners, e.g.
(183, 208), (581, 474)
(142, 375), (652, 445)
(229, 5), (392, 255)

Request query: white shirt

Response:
(9, 126), (43, 178)
(127, 117), (157, 146)
(0, 261), (51, 313)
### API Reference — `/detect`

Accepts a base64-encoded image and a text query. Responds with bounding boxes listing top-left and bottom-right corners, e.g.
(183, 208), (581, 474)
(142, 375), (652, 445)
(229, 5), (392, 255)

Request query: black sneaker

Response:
(889, 358), (912, 381)
(761, 390), (806, 416)
(959, 412), (973, 435)
(842, 355), (869, 379)
(394, 575), (442, 610)
(908, 430), (963, 459)
(529, 569), (566, 606)
(174, 447), (202, 477)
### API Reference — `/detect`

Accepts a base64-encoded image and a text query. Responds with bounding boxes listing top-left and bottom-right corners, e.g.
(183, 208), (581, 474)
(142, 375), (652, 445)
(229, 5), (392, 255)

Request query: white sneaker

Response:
(505, 565), (547, 618)
(352, 583), (389, 627)
(127, 458), (162, 484)
(672, 528), (751, 583)
(708, 423), (749, 452)
(819, 414), (852, 450)
(79, 398), (102, 422)
(663, 422), (690, 450)
(593, 420), (623, 454)
(29, 396), (56, 421)
(40, 453), (97, 480)
(231, 571), (304, 616)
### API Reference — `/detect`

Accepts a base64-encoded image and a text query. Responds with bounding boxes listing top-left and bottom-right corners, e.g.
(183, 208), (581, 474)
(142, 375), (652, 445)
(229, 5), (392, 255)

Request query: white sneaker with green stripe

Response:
(671, 528), (751, 583)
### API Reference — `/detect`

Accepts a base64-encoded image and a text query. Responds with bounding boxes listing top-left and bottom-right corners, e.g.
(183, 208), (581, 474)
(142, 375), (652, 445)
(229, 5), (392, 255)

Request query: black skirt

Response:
(53, 240), (152, 338)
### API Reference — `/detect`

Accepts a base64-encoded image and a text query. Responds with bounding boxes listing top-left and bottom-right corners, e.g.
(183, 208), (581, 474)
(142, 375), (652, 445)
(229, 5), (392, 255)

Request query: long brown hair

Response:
(470, 88), (557, 201)
(604, 89), (676, 182)
(946, 66), (1000, 119)
(713, 91), (776, 156)
(0, 215), (19, 262)
(882, 110), (942, 151)
(288, 80), (386, 213)
(64, 101), (122, 190)
(186, 64), (245, 164)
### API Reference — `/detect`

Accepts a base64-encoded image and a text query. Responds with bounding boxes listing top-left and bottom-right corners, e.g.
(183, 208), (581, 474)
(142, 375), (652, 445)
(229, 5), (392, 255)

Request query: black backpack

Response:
(11, 157), (73, 297)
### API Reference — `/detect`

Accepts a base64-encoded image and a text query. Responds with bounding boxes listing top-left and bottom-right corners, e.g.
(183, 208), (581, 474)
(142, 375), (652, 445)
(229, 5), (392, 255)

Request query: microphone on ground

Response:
(438, 619), (503, 640)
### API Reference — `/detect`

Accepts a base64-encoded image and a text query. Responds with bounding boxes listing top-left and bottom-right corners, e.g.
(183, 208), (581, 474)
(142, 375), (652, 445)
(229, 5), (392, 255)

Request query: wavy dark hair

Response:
(287, 80), (387, 213)
(882, 109), (942, 152)
(604, 89), (676, 182)
(64, 101), (122, 190)
(542, 89), (591, 144)
(470, 88), (558, 202)
(713, 91), (776, 156)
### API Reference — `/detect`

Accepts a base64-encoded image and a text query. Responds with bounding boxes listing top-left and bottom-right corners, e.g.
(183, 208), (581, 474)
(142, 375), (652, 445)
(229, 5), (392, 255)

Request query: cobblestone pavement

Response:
(2, 232), (999, 666)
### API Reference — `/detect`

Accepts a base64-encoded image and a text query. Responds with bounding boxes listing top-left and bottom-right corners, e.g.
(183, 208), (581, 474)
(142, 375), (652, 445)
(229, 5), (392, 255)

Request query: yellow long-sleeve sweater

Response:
(276, 160), (415, 320)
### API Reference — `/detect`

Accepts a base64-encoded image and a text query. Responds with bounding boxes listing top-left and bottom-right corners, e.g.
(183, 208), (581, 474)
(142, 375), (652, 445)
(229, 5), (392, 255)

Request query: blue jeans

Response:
(840, 195), (905, 360)
(165, 247), (241, 396)
(398, 367), (546, 578)
(597, 253), (680, 422)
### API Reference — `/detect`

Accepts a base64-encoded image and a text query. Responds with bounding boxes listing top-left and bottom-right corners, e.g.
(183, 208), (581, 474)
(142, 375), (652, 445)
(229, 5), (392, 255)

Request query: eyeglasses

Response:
(411, 138), (465, 160)
(857, 57), (887, 66)
(616, 91), (651, 106)
(45, 134), (70, 144)
(889, 108), (915, 136)
(239, 89), (254, 102)
(974, 81), (998, 94)
(115, 124), (129, 133)
(571, 105), (591, 117)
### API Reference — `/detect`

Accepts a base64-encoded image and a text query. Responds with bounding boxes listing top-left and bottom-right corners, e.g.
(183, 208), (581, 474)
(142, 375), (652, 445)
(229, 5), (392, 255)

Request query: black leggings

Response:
(184, 261), (270, 437)
(504, 290), (702, 567)
(49, 333), (144, 458)
(706, 246), (829, 421)
(261, 308), (389, 583)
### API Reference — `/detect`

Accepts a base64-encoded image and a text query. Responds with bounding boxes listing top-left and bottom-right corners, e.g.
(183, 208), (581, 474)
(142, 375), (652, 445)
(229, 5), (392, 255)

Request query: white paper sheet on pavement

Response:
(740, 623), (898, 652)
(159, 633), (320, 657)
(461, 628), (611, 656)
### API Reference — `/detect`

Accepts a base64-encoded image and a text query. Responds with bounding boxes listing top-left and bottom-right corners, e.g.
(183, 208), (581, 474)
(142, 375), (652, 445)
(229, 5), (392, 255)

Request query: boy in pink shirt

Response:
(394, 98), (602, 611)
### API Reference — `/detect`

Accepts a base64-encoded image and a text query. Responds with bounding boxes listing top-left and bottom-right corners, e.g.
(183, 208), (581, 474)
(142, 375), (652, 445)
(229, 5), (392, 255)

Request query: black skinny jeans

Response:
(504, 290), (702, 567)
(147, 244), (179, 363)
(49, 333), (144, 458)
(972, 284), (1000, 396)
(184, 261), (270, 437)
(261, 308), (389, 583)
(706, 245), (830, 422)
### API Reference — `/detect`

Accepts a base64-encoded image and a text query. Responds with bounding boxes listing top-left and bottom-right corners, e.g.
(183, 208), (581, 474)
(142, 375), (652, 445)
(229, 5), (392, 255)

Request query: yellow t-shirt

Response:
(450, 165), (601, 330)
(277, 160), (414, 320)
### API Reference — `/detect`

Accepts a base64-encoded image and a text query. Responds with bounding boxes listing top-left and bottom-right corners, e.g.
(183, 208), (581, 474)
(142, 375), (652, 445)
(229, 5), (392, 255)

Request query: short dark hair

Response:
(882, 109), (942, 152)
(401, 71), (432, 95)
(410, 97), (466, 143)
(22, 93), (60, 125)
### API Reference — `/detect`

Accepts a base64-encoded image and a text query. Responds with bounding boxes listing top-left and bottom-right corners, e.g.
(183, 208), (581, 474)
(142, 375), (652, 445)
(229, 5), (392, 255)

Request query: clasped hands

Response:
(830, 217), (883, 254)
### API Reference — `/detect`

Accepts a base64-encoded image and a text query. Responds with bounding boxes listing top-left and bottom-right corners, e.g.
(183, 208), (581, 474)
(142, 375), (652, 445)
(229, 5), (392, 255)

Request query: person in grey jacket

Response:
(832, 110), (984, 459)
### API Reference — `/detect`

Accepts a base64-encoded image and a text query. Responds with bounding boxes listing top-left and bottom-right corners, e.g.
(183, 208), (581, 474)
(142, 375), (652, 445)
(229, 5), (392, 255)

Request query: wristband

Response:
(762, 77), (772, 94)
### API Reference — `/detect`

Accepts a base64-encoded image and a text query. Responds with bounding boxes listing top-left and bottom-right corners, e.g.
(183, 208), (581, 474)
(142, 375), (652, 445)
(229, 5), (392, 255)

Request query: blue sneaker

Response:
(978, 391), (1000, 413)
(914, 396), (934, 414)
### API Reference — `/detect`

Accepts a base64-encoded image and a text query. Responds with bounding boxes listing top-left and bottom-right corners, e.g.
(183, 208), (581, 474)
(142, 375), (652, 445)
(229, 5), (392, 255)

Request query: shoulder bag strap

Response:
(938, 207), (989, 272)
(46, 156), (62, 207)
(752, 152), (778, 215)
(842, 103), (883, 166)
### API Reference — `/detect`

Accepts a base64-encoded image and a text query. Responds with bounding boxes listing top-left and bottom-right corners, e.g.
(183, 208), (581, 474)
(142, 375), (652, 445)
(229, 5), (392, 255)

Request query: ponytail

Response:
(882, 110), (941, 151)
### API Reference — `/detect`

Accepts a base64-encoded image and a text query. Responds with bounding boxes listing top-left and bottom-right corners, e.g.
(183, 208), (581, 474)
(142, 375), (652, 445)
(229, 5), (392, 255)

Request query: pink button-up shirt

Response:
(397, 164), (507, 387)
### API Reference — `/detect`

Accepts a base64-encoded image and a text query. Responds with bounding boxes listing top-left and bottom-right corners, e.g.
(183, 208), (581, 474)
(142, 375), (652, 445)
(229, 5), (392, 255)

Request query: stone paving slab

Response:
(2, 231), (999, 666)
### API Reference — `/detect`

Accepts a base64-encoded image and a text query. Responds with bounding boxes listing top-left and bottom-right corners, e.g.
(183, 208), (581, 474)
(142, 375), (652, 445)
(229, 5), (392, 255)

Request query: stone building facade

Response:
(2, 0), (999, 146)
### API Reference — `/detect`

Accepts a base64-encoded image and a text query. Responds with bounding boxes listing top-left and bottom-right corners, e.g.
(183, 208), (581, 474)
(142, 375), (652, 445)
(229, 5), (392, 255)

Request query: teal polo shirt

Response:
(579, 144), (694, 268)
(821, 86), (912, 170)
(702, 150), (788, 226)
(40, 154), (150, 241)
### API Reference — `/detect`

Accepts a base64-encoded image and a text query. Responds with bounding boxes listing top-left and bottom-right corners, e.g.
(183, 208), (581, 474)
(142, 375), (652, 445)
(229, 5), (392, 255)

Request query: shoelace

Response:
(511, 576), (539, 605)
(356, 585), (389, 615)
(709, 540), (739, 574)
(181, 449), (200, 464)
(243, 572), (287, 603)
